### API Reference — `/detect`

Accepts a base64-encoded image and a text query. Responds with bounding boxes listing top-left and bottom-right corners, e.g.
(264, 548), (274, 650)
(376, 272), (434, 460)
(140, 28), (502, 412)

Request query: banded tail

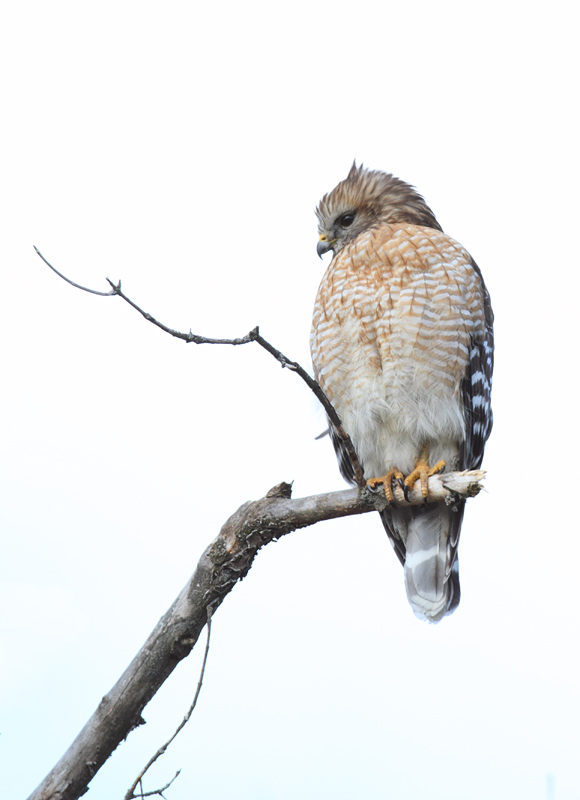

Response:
(381, 502), (463, 623)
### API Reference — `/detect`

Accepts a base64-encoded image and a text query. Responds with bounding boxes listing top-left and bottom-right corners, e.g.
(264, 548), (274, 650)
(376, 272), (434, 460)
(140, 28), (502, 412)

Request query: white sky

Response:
(1, 1), (579, 799)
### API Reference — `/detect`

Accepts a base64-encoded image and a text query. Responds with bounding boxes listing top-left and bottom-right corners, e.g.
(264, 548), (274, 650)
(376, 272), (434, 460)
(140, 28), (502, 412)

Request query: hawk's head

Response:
(315, 162), (442, 257)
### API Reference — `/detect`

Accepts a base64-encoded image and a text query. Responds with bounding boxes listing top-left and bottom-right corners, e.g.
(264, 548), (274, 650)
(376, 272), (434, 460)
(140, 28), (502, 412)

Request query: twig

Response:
(33, 247), (364, 486)
(132, 770), (181, 799)
(124, 609), (213, 800)
(33, 246), (116, 297)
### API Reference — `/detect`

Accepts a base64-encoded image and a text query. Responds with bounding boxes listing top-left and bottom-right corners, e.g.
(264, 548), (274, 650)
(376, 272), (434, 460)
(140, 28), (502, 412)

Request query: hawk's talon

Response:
(367, 467), (405, 504)
(403, 449), (446, 501)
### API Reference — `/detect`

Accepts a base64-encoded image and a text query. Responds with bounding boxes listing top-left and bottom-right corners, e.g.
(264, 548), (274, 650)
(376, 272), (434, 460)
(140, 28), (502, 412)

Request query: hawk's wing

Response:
(460, 259), (495, 471)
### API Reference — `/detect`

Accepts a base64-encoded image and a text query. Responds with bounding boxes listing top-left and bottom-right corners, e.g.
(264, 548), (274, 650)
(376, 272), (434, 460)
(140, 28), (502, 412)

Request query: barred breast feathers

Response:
(310, 223), (485, 478)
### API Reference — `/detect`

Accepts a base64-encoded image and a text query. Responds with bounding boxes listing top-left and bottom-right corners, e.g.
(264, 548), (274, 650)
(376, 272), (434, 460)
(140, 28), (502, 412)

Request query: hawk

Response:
(311, 163), (493, 622)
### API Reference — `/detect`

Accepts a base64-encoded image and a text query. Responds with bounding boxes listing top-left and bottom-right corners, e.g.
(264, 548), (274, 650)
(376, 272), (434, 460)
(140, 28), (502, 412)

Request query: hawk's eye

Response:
(337, 212), (356, 228)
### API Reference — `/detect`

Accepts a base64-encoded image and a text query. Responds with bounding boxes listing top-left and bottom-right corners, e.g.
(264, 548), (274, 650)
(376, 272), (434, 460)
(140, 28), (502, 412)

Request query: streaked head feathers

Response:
(316, 162), (442, 256)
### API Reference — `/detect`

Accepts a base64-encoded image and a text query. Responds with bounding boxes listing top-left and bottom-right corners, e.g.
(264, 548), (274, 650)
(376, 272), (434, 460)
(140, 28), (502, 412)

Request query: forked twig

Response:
(33, 247), (364, 486)
(133, 770), (181, 799)
(124, 608), (213, 800)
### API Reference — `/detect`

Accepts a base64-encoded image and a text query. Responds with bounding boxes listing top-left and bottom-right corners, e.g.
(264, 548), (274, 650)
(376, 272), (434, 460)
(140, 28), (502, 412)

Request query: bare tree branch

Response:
(27, 473), (484, 800)
(124, 609), (213, 800)
(30, 248), (486, 800)
(33, 247), (364, 486)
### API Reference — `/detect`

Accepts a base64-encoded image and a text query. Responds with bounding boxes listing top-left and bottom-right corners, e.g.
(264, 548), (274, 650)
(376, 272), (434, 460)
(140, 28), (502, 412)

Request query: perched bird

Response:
(310, 163), (493, 622)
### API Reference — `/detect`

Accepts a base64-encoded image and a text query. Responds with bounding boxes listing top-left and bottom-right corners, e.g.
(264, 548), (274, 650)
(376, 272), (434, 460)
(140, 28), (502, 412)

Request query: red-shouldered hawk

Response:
(311, 163), (494, 622)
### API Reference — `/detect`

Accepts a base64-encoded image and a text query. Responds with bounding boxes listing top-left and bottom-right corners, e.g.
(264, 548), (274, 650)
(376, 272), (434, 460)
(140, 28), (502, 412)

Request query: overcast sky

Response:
(1, 2), (579, 799)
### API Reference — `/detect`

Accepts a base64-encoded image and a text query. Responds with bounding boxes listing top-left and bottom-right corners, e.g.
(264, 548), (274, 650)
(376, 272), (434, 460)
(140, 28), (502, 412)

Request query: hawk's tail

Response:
(381, 503), (463, 623)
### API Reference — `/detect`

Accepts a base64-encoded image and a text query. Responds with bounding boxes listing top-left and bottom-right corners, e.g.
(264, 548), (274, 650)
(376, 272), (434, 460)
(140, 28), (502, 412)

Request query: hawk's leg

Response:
(366, 467), (405, 503)
(403, 444), (446, 501)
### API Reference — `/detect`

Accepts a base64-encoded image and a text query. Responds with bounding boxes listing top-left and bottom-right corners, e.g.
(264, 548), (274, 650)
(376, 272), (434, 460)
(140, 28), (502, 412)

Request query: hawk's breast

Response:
(310, 223), (487, 477)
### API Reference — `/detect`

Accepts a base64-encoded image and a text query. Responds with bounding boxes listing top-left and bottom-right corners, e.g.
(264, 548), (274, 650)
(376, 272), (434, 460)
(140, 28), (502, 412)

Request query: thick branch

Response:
(27, 472), (483, 800)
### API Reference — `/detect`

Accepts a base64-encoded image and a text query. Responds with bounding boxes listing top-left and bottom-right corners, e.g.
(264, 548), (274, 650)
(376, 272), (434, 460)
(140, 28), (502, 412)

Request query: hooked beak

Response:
(317, 234), (334, 258)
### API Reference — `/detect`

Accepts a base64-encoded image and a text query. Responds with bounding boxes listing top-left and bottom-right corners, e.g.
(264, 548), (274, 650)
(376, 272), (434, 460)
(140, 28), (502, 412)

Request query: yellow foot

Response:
(404, 447), (446, 500)
(367, 467), (405, 503)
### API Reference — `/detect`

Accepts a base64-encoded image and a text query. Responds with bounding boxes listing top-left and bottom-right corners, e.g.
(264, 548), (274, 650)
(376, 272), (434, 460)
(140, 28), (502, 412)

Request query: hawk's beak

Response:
(317, 235), (334, 258)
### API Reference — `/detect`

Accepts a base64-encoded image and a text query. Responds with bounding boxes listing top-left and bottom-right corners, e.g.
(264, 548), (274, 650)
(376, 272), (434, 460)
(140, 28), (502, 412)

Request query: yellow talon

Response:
(367, 447), (446, 503)
(404, 445), (446, 499)
(367, 467), (405, 503)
